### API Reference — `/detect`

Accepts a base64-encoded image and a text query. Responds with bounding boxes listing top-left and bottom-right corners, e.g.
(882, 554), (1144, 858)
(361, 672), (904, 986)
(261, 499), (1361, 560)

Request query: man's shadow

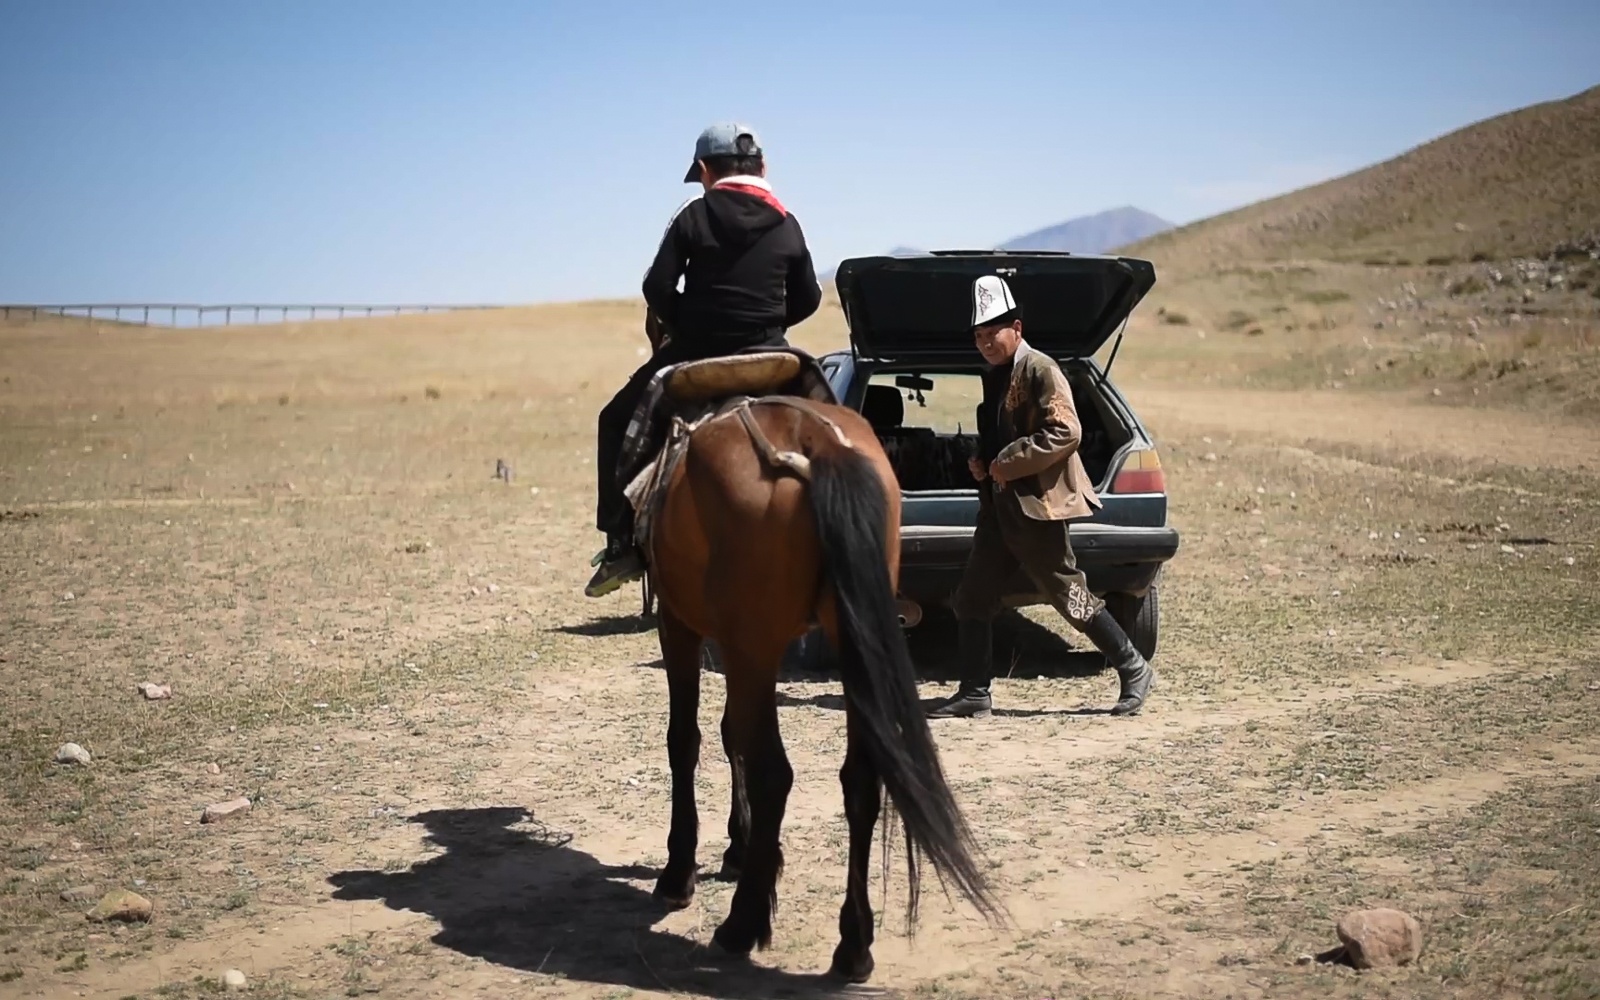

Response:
(328, 807), (854, 999)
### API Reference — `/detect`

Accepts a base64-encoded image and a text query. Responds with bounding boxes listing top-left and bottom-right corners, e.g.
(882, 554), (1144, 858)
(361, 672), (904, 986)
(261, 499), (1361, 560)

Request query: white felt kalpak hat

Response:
(971, 274), (1020, 328)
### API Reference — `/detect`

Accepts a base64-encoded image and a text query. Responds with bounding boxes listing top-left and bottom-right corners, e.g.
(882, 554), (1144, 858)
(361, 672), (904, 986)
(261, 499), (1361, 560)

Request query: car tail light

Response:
(1110, 447), (1166, 494)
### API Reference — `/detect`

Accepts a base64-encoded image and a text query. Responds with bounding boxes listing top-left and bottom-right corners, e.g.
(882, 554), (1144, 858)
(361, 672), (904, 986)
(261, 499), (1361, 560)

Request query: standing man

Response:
(585, 122), (823, 598)
(925, 275), (1154, 718)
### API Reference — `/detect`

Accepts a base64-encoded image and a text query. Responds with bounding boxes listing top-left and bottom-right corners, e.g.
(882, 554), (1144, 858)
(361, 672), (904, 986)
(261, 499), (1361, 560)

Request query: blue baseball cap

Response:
(683, 122), (763, 183)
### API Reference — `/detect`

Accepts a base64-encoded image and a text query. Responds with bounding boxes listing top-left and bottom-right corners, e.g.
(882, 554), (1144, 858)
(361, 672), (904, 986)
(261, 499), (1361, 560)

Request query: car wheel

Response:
(1105, 585), (1159, 662)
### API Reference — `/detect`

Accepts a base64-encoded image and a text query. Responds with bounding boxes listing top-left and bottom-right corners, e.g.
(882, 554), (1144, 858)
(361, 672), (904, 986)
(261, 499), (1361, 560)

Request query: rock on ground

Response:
(59, 885), (99, 904)
(86, 889), (153, 923)
(223, 969), (248, 991)
(1337, 908), (1423, 969)
(202, 797), (253, 824)
(54, 742), (91, 765)
(136, 682), (172, 700)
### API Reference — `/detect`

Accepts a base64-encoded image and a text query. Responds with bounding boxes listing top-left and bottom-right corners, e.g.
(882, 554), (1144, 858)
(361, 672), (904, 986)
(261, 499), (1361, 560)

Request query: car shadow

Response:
(327, 807), (859, 999)
(905, 609), (1107, 684)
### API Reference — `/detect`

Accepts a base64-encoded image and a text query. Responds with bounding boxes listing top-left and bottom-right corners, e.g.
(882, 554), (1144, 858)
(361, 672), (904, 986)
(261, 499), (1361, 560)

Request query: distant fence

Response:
(0, 303), (505, 327)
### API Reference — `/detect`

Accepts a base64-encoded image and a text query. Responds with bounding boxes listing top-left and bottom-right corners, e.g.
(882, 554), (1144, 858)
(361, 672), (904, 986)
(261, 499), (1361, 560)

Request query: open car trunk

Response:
(835, 250), (1156, 363)
(863, 363), (1135, 495)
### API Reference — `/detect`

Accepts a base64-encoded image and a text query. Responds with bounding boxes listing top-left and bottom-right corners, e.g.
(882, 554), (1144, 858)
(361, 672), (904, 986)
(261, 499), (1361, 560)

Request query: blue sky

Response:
(2, 1), (1597, 305)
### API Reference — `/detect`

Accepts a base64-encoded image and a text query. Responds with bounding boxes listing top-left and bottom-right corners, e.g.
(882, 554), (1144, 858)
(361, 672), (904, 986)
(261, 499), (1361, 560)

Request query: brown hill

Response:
(1126, 84), (1600, 272)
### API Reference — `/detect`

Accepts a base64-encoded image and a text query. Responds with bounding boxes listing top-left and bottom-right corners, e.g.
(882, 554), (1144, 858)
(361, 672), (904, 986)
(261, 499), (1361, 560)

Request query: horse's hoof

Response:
(828, 947), (875, 984)
(653, 887), (694, 910)
(715, 861), (743, 883)
(710, 923), (756, 959)
(652, 870), (696, 910)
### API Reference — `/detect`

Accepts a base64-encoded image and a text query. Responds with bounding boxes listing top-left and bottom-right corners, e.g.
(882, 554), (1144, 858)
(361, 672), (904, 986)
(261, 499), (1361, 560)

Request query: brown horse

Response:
(640, 367), (1005, 982)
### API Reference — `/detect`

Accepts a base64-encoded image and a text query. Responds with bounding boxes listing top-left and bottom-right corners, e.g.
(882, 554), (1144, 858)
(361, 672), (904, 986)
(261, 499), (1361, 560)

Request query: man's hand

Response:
(968, 456), (988, 482)
(988, 461), (1010, 487)
(644, 310), (671, 352)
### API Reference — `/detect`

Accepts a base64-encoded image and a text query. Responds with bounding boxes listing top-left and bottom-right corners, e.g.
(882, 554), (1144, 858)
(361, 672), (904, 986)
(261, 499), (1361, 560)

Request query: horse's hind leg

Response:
(829, 704), (882, 982)
(711, 647), (792, 956)
(653, 606), (703, 908)
(718, 706), (750, 881)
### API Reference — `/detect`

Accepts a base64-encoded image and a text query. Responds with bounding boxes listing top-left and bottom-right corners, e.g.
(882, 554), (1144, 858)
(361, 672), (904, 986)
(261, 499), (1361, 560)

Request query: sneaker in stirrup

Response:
(584, 534), (645, 598)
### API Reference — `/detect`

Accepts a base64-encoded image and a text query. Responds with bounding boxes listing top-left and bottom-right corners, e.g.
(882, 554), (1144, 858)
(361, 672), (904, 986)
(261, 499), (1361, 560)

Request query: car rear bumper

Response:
(896, 522), (1180, 606)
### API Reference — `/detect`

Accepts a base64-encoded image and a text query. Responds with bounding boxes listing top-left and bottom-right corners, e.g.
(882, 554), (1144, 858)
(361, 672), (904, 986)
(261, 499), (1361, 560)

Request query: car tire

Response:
(1105, 585), (1159, 662)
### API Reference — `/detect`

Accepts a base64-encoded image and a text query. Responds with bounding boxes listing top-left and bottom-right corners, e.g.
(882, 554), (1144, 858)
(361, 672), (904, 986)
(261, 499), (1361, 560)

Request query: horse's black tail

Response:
(806, 446), (1005, 932)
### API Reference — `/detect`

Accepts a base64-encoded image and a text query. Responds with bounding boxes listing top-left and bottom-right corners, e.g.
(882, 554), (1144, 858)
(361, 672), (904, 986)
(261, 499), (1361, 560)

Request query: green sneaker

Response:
(584, 540), (645, 598)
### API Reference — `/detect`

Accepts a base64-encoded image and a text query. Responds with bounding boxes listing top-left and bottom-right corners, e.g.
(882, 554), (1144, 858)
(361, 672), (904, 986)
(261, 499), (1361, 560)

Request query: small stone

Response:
(63, 591), (76, 602)
(1368, 531), (1379, 540)
(55, 743), (91, 766)
(207, 763), (221, 775)
(1296, 953), (1315, 966)
(136, 682), (172, 701)
(201, 797), (252, 824)
(1563, 557), (1577, 567)
(1500, 544), (1516, 554)
(60, 885), (99, 904)
(86, 889), (153, 923)
(1203, 452), (1218, 462)
(487, 583), (500, 594)
(1336, 908), (1422, 969)
(223, 969), (248, 991)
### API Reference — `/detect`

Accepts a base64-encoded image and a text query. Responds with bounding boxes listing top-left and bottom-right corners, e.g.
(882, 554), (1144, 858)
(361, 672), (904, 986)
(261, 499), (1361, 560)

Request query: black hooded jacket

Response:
(641, 179), (822, 351)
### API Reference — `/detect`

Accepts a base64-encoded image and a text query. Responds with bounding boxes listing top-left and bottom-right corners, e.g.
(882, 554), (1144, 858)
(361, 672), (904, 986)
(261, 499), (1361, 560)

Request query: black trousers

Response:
(595, 332), (787, 537)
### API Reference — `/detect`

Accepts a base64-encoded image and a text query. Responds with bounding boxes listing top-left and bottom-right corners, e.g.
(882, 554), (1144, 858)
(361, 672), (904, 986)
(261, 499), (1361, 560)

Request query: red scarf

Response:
(713, 181), (788, 217)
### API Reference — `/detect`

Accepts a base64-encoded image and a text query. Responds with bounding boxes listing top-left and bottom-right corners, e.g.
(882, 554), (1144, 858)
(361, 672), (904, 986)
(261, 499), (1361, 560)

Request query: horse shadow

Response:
(327, 807), (861, 999)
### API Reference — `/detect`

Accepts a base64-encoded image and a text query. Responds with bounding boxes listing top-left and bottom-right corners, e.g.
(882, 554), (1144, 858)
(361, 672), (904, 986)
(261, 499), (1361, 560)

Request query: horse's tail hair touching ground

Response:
(805, 444), (1007, 933)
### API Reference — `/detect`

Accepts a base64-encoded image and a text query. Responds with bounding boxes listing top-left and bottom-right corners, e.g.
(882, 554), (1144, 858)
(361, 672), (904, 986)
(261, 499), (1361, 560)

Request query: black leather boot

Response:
(1079, 608), (1154, 716)
(927, 618), (993, 719)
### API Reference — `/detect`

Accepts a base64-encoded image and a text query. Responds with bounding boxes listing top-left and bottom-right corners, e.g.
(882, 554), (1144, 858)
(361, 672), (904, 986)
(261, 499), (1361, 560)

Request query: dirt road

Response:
(3, 313), (1597, 1000)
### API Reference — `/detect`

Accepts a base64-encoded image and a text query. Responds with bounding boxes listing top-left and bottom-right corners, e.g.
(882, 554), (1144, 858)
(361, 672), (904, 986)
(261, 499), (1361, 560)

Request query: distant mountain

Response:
(818, 246), (921, 286)
(997, 206), (1174, 254)
(819, 208), (1175, 288)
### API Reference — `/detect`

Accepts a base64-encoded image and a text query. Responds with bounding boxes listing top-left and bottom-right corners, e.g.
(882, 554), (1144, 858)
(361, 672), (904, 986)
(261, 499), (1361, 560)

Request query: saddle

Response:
(619, 346), (839, 570)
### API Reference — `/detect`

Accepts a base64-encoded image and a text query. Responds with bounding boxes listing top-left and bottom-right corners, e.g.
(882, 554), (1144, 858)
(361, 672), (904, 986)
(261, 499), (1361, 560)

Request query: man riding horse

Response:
(586, 122), (823, 598)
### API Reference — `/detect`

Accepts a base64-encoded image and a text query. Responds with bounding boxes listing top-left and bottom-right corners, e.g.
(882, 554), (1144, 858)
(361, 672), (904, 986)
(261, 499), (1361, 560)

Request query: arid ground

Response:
(3, 274), (1598, 1000)
(6, 82), (1600, 1000)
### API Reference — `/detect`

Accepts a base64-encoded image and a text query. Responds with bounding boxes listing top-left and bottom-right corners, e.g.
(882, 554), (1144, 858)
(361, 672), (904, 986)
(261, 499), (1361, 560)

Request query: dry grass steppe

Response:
(4, 83), (1600, 1000)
